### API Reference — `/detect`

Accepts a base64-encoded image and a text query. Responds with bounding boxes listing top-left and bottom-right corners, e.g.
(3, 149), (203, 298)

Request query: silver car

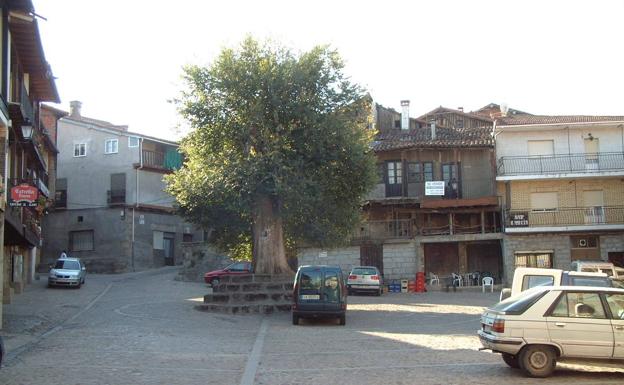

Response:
(347, 266), (383, 296)
(48, 257), (87, 288)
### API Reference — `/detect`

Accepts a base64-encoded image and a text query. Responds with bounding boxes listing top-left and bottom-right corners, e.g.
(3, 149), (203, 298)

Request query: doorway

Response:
(360, 244), (383, 275)
(163, 233), (175, 266)
(608, 252), (624, 268)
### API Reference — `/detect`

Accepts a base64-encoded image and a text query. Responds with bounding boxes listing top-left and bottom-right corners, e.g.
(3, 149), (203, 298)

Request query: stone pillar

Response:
(458, 242), (468, 273)
(28, 246), (37, 283)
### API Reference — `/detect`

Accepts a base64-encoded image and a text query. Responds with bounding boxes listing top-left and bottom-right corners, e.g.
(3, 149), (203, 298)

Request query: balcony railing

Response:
(504, 206), (624, 229)
(142, 149), (165, 169)
(498, 152), (624, 176)
(353, 218), (501, 240)
(353, 219), (415, 240)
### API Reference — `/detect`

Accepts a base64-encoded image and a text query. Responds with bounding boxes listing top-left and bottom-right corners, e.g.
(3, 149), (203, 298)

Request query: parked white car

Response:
(570, 260), (617, 278)
(347, 266), (383, 296)
(499, 267), (611, 301)
(479, 286), (624, 377)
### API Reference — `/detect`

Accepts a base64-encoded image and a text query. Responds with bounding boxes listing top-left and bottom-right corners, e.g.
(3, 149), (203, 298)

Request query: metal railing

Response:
(504, 206), (624, 228)
(498, 152), (624, 176)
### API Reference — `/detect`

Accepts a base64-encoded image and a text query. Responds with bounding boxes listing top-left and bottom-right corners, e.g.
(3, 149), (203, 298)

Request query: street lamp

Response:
(21, 123), (33, 140)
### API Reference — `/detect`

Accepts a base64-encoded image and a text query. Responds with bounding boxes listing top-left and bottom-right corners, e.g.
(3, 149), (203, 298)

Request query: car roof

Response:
(298, 265), (341, 270)
(351, 266), (378, 269)
(57, 257), (80, 262)
(530, 285), (624, 294)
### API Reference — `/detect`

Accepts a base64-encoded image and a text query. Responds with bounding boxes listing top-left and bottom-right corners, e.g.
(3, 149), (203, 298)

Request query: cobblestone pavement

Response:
(1, 269), (623, 384)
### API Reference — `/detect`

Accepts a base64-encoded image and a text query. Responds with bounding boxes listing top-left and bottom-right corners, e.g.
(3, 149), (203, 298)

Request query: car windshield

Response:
(351, 267), (377, 275)
(54, 260), (80, 270)
(493, 288), (548, 315)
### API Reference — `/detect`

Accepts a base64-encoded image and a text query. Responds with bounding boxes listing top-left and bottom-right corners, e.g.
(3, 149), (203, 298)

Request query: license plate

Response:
(300, 294), (320, 300)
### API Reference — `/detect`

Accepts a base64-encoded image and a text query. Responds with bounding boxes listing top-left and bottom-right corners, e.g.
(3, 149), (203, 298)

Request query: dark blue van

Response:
(292, 265), (347, 325)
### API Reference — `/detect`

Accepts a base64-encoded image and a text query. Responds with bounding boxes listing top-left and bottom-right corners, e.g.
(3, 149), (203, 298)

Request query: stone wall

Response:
(177, 242), (232, 282)
(382, 242), (418, 281)
(297, 243), (420, 281)
(502, 234), (571, 285)
(297, 247), (360, 276)
(600, 233), (624, 261)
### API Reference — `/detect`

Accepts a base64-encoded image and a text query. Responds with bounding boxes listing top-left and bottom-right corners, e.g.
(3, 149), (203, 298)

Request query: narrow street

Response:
(1, 268), (623, 384)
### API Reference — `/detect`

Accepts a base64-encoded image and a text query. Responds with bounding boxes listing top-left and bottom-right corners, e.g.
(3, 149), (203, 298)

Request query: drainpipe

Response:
(131, 137), (144, 272)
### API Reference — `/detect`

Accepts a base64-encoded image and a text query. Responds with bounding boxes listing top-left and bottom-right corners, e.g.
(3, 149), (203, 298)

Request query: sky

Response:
(33, 0), (624, 141)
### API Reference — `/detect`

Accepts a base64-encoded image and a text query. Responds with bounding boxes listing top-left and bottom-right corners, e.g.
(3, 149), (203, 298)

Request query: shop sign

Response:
(509, 212), (529, 227)
(9, 184), (38, 207)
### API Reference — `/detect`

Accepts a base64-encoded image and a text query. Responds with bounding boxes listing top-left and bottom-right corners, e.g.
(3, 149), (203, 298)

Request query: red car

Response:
(204, 262), (253, 285)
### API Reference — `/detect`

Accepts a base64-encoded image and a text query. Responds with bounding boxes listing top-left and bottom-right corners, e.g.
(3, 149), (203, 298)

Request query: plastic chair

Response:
(429, 273), (440, 286)
(482, 276), (494, 292)
(452, 273), (463, 287)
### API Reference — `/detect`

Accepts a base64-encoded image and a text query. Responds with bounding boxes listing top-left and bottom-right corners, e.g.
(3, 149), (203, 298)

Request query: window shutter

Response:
(530, 192), (558, 210)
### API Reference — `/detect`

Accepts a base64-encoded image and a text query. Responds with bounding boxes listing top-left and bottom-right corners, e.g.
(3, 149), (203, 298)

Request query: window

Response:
(407, 162), (421, 183)
(521, 275), (555, 291)
(528, 140), (554, 156)
(128, 136), (140, 148)
(105, 139), (119, 154)
(530, 192), (557, 211)
(514, 252), (553, 268)
(605, 293), (624, 319)
(442, 163), (460, 198)
(423, 162), (433, 181)
(73, 143), (86, 157)
(70, 230), (94, 251)
(386, 161), (402, 185)
(549, 292), (606, 319)
(55, 178), (67, 208)
(108, 173), (126, 204)
(407, 162), (434, 183)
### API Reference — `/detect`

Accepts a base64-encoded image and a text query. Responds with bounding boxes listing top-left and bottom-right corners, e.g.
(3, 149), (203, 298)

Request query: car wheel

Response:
(292, 314), (299, 325)
(501, 353), (520, 368)
(520, 345), (556, 378)
(339, 314), (346, 326)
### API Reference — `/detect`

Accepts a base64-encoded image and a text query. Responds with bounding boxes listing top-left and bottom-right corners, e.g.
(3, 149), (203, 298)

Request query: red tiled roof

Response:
(372, 126), (493, 152)
(497, 115), (624, 126)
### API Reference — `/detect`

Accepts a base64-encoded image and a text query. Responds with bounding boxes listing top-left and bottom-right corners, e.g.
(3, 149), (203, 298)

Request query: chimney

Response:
(500, 103), (509, 117)
(430, 120), (436, 140)
(458, 107), (464, 112)
(70, 100), (82, 118)
(400, 100), (410, 130)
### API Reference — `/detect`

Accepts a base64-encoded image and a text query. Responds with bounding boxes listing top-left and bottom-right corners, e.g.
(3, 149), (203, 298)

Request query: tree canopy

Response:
(167, 38), (377, 273)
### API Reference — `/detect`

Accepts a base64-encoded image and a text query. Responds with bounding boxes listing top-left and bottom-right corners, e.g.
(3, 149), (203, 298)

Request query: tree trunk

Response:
(251, 195), (293, 275)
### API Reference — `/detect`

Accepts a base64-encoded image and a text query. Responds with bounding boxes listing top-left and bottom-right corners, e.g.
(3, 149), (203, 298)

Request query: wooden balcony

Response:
(352, 216), (501, 241)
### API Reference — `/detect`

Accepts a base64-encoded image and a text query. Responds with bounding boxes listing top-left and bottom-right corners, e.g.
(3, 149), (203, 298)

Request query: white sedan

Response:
(478, 286), (624, 377)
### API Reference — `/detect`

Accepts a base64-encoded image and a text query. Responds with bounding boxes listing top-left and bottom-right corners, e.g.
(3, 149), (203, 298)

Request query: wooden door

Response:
(360, 244), (383, 275)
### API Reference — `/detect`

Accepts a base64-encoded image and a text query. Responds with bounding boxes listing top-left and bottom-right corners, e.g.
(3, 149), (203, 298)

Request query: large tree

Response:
(167, 38), (376, 274)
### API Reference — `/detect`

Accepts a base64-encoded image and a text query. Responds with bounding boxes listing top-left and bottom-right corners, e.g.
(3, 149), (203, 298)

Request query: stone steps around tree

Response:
(199, 273), (295, 314)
